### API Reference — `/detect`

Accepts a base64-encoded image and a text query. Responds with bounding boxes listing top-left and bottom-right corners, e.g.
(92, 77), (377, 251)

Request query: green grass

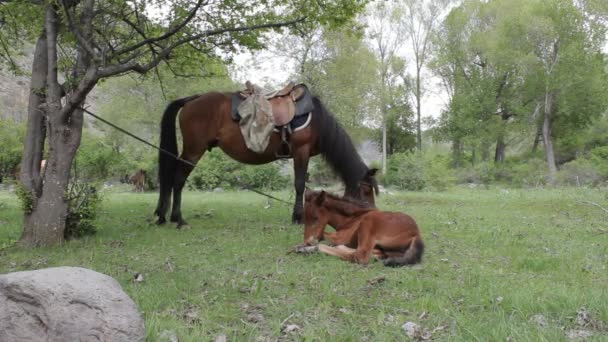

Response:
(1, 187), (607, 341)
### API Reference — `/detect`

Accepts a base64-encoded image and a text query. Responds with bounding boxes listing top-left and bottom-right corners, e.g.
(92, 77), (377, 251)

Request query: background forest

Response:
(1, 0), (607, 192)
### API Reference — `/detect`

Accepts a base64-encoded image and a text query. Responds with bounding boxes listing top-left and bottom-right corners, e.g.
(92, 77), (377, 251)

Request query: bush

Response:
(589, 146), (608, 178)
(455, 161), (494, 186)
(557, 158), (604, 186)
(0, 119), (25, 182)
(384, 153), (426, 191)
(76, 134), (131, 181)
(187, 150), (288, 191)
(65, 181), (102, 239)
(425, 154), (454, 191)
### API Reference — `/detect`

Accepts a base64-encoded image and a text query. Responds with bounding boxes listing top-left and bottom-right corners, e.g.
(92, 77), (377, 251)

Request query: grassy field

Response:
(1, 187), (607, 341)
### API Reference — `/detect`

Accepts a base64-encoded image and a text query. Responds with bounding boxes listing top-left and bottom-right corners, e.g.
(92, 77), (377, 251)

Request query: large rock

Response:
(0, 266), (145, 342)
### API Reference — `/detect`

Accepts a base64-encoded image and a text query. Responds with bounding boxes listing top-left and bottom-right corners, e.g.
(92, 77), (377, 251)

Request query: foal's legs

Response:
(292, 148), (310, 224)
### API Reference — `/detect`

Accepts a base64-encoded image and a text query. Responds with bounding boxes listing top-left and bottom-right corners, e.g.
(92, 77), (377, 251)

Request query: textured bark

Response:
(452, 139), (462, 168)
(494, 135), (506, 163)
(542, 89), (558, 184)
(20, 2), (94, 247)
(415, 70), (422, 152)
(19, 33), (48, 196)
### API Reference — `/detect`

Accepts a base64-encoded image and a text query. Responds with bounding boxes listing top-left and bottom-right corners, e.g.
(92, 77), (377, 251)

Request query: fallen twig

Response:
(577, 200), (608, 215)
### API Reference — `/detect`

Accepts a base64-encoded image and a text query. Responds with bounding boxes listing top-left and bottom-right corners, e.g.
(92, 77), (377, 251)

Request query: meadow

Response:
(1, 187), (607, 341)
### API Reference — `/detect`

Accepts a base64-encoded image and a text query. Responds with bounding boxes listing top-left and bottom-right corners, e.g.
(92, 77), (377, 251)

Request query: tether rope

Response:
(79, 106), (292, 206)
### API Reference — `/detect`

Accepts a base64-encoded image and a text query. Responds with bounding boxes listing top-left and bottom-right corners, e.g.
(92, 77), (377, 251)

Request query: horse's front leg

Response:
(291, 148), (309, 224)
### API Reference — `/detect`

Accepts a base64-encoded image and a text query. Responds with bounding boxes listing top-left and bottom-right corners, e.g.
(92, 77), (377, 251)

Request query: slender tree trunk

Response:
(452, 139), (461, 168)
(382, 120), (387, 174)
(416, 69), (422, 152)
(542, 90), (558, 184)
(532, 123), (543, 153)
(494, 135), (506, 163)
(20, 32), (48, 196)
(481, 140), (490, 162)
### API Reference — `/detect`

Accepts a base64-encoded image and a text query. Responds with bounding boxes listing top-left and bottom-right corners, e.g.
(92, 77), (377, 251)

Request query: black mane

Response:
(311, 97), (369, 195)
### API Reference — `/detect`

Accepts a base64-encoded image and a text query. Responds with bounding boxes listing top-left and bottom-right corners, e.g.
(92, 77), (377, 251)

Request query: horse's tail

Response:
(383, 237), (425, 267)
(156, 96), (198, 212)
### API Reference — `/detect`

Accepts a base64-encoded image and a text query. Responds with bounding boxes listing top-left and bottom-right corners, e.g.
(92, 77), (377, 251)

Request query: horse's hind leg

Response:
(170, 154), (200, 228)
(292, 149), (310, 224)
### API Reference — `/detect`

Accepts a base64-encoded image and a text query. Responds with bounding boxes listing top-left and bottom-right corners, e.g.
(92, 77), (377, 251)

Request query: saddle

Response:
(231, 81), (314, 158)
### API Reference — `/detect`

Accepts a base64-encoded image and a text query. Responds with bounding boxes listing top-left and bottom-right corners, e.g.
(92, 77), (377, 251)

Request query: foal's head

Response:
(303, 188), (375, 245)
(303, 188), (327, 245)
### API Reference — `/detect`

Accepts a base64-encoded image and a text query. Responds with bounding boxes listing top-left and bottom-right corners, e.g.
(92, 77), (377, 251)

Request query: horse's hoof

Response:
(156, 217), (166, 225)
(294, 244), (318, 254)
(291, 214), (303, 225)
(176, 221), (190, 230)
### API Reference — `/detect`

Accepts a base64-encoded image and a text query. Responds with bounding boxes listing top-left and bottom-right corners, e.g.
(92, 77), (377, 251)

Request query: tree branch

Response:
(61, 0), (100, 63)
(110, 0), (205, 59)
(99, 17), (305, 78)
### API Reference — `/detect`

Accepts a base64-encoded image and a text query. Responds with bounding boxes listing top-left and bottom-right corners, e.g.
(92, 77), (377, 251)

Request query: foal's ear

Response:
(315, 190), (326, 205)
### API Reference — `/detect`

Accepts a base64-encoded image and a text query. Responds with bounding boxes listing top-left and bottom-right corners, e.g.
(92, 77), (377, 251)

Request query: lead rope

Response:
(79, 106), (292, 206)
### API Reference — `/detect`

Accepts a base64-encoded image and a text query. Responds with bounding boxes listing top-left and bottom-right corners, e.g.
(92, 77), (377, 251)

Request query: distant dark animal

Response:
(154, 83), (379, 227)
(302, 189), (424, 267)
(130, 169), (147, 192)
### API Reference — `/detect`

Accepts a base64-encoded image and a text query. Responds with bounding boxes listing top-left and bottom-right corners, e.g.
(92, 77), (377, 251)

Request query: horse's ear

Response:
(366, 168), (379, 178)
(316, 191), (326, 205)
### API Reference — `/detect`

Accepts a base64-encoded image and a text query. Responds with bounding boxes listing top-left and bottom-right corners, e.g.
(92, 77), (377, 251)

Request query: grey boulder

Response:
(0, 266), (145, 342)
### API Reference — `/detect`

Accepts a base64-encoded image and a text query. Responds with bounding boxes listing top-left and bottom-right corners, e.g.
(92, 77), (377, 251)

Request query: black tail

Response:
(155, 96), (198, 216)
(383, 237), (425, 267)
(310, 97), (368, 193)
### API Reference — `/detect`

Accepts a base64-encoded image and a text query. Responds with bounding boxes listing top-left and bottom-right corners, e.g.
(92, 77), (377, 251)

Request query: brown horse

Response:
(154, 89), (379, 227)
(302, 189), (424, 266)
(129, 169), (147, 192)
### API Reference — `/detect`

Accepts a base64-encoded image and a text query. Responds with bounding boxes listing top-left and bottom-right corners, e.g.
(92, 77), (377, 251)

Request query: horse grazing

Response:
(302, 189), (424, 267)
(154, 85), (379, 227)
(130, 169), (147, 192)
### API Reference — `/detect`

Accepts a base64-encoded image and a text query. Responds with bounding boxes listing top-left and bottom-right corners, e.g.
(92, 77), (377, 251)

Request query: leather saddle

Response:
(231, 81), (314, 124)
(231, 82), (315, 158)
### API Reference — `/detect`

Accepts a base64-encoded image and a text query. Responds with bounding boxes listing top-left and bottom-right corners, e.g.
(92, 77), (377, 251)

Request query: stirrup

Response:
(275, 126), (292, 158)
(275, 142), (291, 158)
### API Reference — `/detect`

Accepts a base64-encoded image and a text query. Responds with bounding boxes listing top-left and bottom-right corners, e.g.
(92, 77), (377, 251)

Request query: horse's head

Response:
(358, 168), (379, 206)
(303, 188), (327, 245)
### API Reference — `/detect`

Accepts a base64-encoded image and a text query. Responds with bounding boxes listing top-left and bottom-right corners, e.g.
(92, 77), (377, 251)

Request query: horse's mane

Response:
(321, 191), (376, 217)
(311, 97), (369, 194)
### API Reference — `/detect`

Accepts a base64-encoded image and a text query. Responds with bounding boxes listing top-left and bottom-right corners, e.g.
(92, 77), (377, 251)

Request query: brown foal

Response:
(302, 189), (424, 267)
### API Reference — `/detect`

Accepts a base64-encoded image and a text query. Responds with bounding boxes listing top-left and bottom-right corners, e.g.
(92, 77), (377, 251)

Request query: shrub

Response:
(557, 158), (603, 186)
(589, 146), (608, 178)
(0, 119), (25, 182)
(65, 181), (102, 239)
(187, 150), (288, 191)
(384, 152), (426, 191)
(424, 154), (454, 191)
(455, 161), (494, 186)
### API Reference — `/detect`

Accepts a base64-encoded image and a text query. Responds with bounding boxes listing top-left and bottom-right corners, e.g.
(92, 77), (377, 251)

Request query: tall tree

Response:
(527, 0), (607, 183)
(0, 0), (365, 247)
(366, 1), (403, 174)
(400, 0), (444, 152)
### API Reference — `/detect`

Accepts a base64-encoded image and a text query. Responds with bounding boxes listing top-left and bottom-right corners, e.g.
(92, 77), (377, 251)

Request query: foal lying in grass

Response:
(300, 189), (424, 267)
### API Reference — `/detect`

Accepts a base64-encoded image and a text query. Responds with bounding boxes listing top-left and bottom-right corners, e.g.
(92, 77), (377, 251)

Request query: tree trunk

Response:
(532, 123), (543, 153)
(480, 140), (490, 162)
(19, 33), (48, 196)
(452, 139), (461, 168)
(20, 2), (93, 247)
(382, 118), (387, 174)
(494, 135), (506, 163)
(416, 69), (422, 152)
(542, 90), (558, 184)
